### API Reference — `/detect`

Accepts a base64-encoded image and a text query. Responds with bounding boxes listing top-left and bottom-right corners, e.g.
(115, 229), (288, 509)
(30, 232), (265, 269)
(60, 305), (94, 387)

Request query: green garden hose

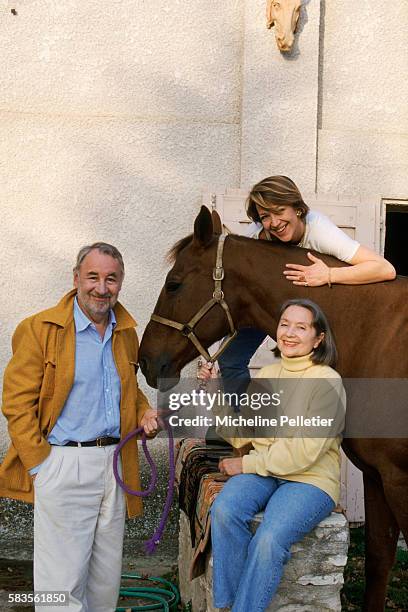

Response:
(116, 572), (180, 611)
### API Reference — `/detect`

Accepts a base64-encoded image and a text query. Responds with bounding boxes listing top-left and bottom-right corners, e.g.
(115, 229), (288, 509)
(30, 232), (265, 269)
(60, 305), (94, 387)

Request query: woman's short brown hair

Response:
(246, 175), (309, 222)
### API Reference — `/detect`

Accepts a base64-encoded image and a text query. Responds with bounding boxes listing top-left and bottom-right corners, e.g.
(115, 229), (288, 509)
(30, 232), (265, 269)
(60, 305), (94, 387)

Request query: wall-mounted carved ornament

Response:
(266, 0), (301, 52)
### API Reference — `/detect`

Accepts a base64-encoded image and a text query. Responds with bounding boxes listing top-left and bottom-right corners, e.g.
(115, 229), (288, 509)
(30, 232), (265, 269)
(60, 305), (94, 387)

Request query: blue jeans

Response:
(211, 474), (335, 612)
(218, 328), (267, 399)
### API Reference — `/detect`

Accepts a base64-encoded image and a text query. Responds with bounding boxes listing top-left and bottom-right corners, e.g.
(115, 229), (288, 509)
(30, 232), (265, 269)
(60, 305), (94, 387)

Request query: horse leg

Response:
(382, 469), (408, 552)
(382, 464), (408, 543)
(362, 474), (399, 612)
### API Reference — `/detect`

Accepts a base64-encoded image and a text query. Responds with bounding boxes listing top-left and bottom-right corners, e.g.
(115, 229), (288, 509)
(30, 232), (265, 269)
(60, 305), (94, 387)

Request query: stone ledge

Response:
(179, 510), (349, 611)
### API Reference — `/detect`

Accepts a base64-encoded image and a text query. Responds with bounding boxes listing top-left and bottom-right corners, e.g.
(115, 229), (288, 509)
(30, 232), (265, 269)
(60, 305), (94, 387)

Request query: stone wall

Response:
(178, 510), (349, 611)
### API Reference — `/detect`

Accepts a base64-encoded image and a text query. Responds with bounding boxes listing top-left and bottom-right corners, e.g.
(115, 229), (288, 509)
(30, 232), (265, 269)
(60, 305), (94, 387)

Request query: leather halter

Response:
(150, 234), (237, 363)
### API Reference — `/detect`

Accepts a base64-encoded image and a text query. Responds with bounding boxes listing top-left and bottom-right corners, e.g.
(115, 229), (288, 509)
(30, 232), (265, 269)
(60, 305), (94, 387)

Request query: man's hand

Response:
(284, 252), (330, 287)
(218, 457), (243, 476)
(140, 408), (159, 435)
(197, 360), (218, 382)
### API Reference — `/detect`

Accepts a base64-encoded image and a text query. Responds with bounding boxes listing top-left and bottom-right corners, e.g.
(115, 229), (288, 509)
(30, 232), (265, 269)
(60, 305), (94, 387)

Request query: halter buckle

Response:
(181, 324), (193, 337)
(213, 266), (224, 281)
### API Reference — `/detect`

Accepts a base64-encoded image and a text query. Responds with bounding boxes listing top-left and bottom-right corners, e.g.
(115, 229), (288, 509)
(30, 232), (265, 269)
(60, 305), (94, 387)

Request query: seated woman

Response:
(217, 175), (396, 392)
(207, 299), (346, 612)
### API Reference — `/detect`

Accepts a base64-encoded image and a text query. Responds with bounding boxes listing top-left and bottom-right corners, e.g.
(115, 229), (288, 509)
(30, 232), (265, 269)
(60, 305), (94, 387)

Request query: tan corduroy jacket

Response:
(0, 289), (151, 518)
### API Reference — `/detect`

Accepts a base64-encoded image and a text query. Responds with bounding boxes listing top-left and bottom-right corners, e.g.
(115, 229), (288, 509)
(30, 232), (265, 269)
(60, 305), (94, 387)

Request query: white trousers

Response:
(34, 444), (126, 612)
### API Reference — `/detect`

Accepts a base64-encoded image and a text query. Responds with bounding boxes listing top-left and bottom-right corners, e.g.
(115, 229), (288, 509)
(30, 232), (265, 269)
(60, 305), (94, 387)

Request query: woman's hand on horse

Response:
(197, 360), (218, 381)
(140, 408), (159, 435)
(218, 457), (243, 476)
(284, 252), (330, 287)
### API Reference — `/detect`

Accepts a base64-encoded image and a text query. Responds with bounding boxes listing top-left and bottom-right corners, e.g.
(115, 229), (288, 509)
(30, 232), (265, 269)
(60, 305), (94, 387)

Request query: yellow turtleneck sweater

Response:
(219, 353), (346, 503)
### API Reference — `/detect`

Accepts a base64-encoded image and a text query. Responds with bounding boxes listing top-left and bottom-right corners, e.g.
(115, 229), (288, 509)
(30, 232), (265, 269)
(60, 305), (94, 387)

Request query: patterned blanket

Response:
(175, 438), (232, 579)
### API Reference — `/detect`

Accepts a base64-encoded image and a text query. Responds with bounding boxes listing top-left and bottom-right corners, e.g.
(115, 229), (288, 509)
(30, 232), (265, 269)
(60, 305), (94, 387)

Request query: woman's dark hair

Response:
(246, 175), (309, 223)
(274, 298), (338, 367)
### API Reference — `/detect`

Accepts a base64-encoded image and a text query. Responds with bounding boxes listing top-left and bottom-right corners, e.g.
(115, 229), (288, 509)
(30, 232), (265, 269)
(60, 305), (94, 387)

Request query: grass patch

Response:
(341, 527), (408, 611)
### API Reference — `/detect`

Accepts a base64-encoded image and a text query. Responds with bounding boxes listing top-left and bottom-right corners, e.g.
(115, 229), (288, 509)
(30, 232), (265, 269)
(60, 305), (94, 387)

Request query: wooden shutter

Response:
(202, 187), (380, 250)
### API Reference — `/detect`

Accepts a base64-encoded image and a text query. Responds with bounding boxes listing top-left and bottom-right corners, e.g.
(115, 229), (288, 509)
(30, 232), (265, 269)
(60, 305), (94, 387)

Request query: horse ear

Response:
(193, 206), (214, 247)
(211, 210), (223, 236)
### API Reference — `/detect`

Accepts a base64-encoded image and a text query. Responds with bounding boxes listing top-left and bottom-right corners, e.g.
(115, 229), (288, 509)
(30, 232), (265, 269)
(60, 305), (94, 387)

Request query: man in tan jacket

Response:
(0, 242), (157, 612)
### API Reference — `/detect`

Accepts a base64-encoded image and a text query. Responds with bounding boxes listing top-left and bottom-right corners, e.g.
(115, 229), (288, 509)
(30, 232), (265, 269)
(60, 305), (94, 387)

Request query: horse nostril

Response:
(159, 361), (170, 377)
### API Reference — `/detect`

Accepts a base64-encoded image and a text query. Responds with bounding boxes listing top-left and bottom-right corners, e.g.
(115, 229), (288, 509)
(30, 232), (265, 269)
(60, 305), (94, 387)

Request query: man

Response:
(0, 242), (157, 611)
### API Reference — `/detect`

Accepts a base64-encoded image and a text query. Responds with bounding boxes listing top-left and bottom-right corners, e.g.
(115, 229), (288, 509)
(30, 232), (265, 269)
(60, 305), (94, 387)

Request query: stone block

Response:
(178, 510), (349, 611)
(178, 512), (207, 612)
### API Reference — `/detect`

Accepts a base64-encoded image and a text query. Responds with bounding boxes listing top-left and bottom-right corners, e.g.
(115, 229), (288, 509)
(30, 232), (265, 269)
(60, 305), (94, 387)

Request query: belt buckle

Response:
(96, 438), (103, 447)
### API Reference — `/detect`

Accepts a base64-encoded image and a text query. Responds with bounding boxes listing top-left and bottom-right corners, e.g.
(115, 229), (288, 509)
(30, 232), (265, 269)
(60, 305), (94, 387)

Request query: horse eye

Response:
(166, 281), (181, 293)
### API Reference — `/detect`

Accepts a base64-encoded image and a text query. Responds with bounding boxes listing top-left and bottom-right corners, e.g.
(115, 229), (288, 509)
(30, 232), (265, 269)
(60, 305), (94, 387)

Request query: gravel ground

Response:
(0, 534), (178, 611)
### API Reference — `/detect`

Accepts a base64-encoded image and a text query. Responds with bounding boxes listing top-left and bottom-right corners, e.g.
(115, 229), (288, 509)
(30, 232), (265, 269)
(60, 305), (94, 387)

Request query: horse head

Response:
(266, 0), (301, 52)
(139, 207), (239, 390)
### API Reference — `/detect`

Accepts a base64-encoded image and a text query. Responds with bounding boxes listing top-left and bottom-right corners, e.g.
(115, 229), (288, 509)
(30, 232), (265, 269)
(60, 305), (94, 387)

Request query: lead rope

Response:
(112, 419), (175, 554)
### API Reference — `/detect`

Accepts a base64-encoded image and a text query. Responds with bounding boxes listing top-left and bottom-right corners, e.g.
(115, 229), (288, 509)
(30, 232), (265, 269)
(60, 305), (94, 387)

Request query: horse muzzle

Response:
(139, 354), (181, 390)
(276, 33), (294, 52)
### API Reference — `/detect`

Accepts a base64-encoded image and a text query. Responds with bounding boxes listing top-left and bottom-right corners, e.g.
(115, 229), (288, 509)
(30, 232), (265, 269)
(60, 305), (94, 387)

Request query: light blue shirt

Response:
(30, 298), (121, 475)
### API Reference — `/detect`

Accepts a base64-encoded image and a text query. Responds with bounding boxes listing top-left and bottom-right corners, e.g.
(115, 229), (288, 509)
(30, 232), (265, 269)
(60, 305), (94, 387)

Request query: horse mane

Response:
(167, 231), (281, 264)
(167, 234), (193, 263)
(167, 230), (348, 268)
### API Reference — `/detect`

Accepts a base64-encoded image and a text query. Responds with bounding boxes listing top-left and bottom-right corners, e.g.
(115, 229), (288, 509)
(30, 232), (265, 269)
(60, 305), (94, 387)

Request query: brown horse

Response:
(139, 206), (408, 612)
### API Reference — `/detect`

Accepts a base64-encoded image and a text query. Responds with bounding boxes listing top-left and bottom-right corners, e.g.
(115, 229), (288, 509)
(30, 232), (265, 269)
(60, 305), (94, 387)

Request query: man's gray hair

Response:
(74, 242), (125, 275)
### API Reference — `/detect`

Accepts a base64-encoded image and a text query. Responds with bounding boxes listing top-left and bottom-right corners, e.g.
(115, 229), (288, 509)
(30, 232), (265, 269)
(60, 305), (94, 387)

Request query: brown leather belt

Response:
(56, 437), (120, 448)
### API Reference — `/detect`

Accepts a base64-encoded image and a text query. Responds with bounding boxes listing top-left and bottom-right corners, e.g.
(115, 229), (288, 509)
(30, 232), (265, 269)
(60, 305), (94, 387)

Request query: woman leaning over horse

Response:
(247, 175), (395, 286)
(211, 175), (396, 390)
(209, 299), (346, 612)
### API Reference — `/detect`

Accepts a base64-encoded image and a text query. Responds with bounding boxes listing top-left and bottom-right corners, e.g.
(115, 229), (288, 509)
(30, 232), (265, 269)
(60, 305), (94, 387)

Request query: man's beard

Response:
(78, 291), (115, 319)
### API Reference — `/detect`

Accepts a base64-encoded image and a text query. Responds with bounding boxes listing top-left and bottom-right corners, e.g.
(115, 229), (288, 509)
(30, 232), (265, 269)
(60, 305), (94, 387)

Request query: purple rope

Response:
(113, 420), (175, 554)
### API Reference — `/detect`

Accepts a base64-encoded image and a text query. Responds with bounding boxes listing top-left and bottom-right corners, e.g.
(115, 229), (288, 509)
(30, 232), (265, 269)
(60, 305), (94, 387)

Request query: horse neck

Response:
(221, 235), (407, 378)
(223, 235), (300, 332)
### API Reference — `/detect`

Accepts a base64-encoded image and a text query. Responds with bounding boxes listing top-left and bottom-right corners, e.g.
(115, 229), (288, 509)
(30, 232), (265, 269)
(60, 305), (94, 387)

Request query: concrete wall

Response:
(0, 0), (244, 547)
(0, 0), (244, 399)
(317, 0), (408, 196)
(240, 0), (408, 197)
(240, 0), (321, 191)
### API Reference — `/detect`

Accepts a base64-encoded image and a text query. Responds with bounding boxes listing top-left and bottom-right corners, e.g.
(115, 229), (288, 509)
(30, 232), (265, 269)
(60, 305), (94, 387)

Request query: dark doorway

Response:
(384, 205), (408, 276)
